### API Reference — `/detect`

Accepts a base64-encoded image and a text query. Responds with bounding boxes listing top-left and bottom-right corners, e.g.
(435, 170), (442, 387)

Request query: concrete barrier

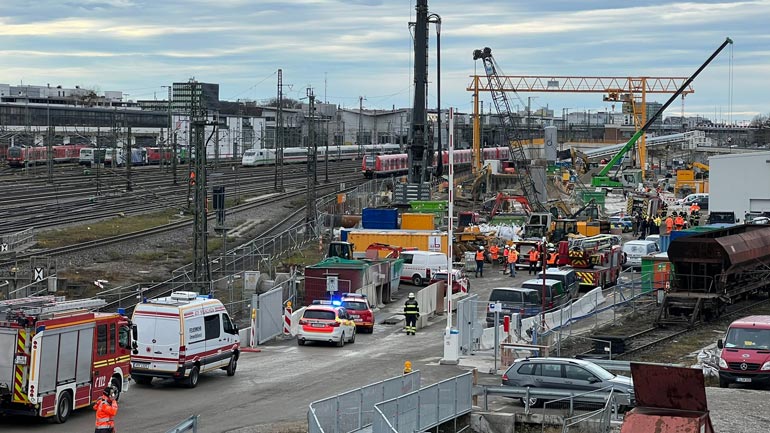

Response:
(415, 282), (439, 329)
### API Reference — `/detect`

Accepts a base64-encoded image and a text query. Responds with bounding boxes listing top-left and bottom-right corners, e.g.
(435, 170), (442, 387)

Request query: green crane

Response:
(592, 37), (733, 188)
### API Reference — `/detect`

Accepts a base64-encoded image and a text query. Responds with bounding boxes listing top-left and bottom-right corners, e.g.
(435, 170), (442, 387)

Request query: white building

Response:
(709, 151), (770, 220)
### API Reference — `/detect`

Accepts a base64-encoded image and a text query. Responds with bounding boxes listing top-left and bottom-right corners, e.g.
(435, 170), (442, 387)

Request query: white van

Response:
(622, 240), (659, 270)
(400, 251), (448, 286)
(676, 193), (708, 206)
(131, 291), (240, 388)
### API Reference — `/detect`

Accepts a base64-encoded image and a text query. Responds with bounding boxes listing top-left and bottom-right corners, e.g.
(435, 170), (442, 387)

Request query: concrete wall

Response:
(710, 151), (770, 220)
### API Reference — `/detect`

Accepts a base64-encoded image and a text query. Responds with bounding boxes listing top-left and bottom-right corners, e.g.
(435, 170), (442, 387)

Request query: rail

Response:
(477, 385), (630, 414)
(164, 415), (200, 433)
(373, 371), (473, 433)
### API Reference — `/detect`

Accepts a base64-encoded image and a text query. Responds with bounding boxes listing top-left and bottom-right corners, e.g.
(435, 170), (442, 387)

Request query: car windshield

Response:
(303, 310), (336, 321)
(725, 327), (770, 350)
(342, 301), (368, 311)
(625, 245), (646, 254)
(490, 289), (538, 304)
(581, 362), (615, 381)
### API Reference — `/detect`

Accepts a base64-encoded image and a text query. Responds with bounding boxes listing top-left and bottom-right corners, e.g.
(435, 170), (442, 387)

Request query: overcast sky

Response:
(1, 0), (767, 122)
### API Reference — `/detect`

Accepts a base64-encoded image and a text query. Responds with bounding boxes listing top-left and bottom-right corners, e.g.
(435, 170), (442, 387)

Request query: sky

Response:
(1, 0), (768, 123)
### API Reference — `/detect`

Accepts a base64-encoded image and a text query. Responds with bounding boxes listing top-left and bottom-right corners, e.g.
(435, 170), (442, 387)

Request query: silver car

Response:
(502, 357), (634, 407)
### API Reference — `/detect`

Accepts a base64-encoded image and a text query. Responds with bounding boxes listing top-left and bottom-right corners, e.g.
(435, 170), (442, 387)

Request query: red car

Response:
(340, 293), (375, 333)
(430, 269), (470, 294)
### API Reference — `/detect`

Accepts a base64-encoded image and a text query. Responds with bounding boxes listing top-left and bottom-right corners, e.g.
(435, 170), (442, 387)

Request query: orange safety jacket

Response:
(665, 217), (674, 230)
(528, 249), (540, 263)
(503, 248), (509, 258)
(475, 251), (485, 261)
(675, 216), (684, 227)
(94, 397), (118, 429)
(507, 250), (518, 264)
(489, 245), (499, 260)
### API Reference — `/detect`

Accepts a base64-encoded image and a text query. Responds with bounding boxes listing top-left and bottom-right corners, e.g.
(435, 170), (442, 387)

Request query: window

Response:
(222, 314), (236, 334)
(204, 314), (221, 340)
(109, 323), (116, 354)
(303, 309), (336, 321)
(490, 290), (522, 303)
(97, 324), (107, 356)
(517, 363), (538, 376)
(565, 365), (595, 382)
(401, 253), (414, 264)
(342, 301), (367, 311)
(541, 363), (562, 378)
(119, 326), (131, 349)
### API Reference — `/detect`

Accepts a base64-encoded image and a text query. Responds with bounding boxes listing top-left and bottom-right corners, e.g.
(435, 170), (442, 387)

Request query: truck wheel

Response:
(186, 366), (200, 388)
(111, 376), (122, 401)
(412, 275), (423, 286)
(226, 355), (237, 377)
(132, 375), (153, 386)
(54, 391), (72, 424)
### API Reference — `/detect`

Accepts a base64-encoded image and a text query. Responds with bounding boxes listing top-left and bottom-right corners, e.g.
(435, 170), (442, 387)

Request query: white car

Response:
(297, 301), (356, 346)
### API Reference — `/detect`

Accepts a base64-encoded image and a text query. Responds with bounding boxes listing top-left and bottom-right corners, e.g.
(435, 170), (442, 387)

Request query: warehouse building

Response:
(709, 151), (770, 221)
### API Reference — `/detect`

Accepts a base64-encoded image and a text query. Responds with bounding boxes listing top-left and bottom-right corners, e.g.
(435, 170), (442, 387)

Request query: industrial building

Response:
(709, 151), (770, 220)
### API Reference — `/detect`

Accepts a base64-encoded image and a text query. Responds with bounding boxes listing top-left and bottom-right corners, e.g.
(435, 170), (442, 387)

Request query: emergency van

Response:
(131, 292), (240, 388)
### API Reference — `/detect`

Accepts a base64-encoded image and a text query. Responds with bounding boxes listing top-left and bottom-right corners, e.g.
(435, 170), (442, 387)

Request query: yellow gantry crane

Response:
(467, 74), (695, 180)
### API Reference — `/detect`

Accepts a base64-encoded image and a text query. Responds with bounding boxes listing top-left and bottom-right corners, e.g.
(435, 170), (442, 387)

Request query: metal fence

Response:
(457, 294), (488, 356)
(0, 228), (35, 255)
(164, 415), (200, 433)
(256, 285), (284, 344)
(373, 371), (473, 433)
(307, 371), (421, 433)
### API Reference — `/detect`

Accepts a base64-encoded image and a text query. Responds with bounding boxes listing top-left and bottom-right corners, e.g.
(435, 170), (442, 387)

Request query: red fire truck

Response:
(558, 234), (624, 290)
(0, 296), (133, 423)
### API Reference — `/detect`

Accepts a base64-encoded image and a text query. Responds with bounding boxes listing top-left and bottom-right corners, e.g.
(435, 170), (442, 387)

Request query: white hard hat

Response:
(408, 292), (415, 299)
(479, 246), (485, 250)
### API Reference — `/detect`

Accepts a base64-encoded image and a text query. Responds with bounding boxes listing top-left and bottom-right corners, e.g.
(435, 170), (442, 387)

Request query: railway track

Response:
(0, 171), (364, 268)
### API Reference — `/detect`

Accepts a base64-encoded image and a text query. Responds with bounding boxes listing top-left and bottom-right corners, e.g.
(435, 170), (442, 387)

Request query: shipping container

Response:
(641, 252), (672, 293)
(346, 230), (448, 255)
(401, 213), (435, 230)
(362, 208), (399, 230)
(303, 258), (399, 306)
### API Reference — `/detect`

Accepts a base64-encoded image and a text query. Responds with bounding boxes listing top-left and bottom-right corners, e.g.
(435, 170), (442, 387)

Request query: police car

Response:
(297, 300), (356, 346)
(340, 293), (375, 333)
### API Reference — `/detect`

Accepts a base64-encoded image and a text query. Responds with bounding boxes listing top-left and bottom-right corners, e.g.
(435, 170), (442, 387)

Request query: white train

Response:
(241, 143), (401, 167)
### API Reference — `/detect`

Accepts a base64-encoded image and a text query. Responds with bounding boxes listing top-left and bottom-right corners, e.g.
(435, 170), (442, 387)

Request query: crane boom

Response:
(592, 37), (733, 187)
(473, 47), (546, 212)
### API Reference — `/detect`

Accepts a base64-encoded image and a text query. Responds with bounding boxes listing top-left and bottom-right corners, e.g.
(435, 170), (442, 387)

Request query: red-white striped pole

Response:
(250, 308), (257, 348)
(284, 301), (293, 335)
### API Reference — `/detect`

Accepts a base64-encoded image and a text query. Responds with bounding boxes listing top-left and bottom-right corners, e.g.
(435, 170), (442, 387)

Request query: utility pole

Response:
(275, 69), (285, 192)
(358, 96), (364, 158)
(46, 100), (53, 184)
(214, 112), (220, 168)
(172, 131), (178, 185)
(164, 85), (172, 172)
(305, 87), (318, 234)
(126, 125), (133, 192)
(189, 80), (212, 291)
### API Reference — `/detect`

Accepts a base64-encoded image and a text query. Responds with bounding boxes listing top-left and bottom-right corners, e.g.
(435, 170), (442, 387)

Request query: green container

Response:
(641, 258), (654, 293)
(581, 191), (606, 207)
(409, 200), (447, 213)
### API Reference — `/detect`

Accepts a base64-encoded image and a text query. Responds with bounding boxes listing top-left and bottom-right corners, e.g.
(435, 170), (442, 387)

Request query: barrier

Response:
(283, 301), (292, 335)
(415, 282), (439, 330)
(164, 415), (200, 433)
(307, 371), (421, 433)
(373, 371), (473, 433)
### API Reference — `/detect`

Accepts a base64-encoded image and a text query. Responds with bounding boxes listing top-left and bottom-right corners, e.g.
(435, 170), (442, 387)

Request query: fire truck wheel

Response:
(226, 356), (237, 377)
(54, 391), (72, 424)
(186, 366), (200, 388)
(111, 377), (122, 401)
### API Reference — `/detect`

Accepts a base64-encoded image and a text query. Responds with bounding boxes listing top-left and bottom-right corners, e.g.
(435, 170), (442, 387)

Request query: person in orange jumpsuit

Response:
(94, 386), (118, 433)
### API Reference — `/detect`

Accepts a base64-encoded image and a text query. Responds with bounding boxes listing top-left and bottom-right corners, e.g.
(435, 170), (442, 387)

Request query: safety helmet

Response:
(479, 246), (485, 250)
(408, 292), (415, 299)
(103, 386), (114, 397)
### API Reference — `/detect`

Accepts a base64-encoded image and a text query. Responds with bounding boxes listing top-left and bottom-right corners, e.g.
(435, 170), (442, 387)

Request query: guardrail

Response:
(164, 415), (200, 433)
(373, 371), (473, 433)
(307, 371), (421, 433)
(477, 385), (630, 415)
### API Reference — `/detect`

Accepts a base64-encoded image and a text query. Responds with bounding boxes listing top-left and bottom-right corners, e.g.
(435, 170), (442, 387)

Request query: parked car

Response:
(675, 193), (708, 206)
(536, 269), (579, 299)
(717, 315), (770, 388)
(502, 357), (634, 408)
(609, 216), (634, 232)
(521, 279), (570, 310)
(622, 240), (659, 270)
(486, 287), (541, 326)
(297, 301), (356, 346)
(430, 268), (470, 294)
(340, 293), (375, 333)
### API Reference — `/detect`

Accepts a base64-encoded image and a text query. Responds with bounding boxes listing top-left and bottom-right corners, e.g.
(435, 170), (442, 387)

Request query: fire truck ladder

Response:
(473, 47), (561, 214)
(0, 296), (106, 316)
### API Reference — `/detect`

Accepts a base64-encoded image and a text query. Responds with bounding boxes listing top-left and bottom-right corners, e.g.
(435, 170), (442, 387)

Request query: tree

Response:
(750, 113), (770, 128)
(265, 97), (302, 109)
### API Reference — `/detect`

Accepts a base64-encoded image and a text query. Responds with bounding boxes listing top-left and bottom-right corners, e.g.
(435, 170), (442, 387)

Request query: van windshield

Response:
(625, 245), (646, 254)
(725, 327), (770, 350)
(490, 289), (538, 304)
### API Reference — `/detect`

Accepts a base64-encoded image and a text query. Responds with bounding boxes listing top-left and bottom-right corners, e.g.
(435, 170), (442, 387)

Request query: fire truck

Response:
(557, 234), (624, 290)
(0, 296), (133, 423)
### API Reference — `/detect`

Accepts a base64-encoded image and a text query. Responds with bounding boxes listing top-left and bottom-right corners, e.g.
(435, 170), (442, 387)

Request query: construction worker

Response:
(674, 212), (685, 231)
(690, 202), (701, 226)
(403, 292), (420, 335)
(489, 244), (499, 267)
(507, 246), (518, 277)
(93, 385), (118, 433)
(502, 246), (510, 273)
(653, 214), (662, 234)
(474, 246), (485, 278)
(665, 214), (674, 234)
(528, 246), (540, 275)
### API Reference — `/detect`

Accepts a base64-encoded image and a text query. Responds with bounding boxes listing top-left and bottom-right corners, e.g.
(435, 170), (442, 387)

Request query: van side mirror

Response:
(717, 339), (723, 349)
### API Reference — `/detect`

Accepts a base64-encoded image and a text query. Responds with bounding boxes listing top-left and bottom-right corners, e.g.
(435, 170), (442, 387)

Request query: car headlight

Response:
(761, 361), (770, 371)
(719, 358), (728, 369)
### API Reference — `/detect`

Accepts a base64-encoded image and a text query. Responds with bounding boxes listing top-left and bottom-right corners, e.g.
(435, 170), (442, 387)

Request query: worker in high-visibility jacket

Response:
(93, 386), (118, 433)
(507, 246), (518, 277)
(489, 244), (500, 267)
(528, 247), (540, 275)
(403, 292), (420, 335)
(674, 213), (685, 231)
(665, 214), (674, 234)
(474, 246), (485, 278)
(502, 247), (510, 273)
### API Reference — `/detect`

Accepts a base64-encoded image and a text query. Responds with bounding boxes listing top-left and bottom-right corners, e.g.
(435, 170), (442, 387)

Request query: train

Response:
(241, 143), (401, 167)
(661, 224), (770, 324)
(7, 144), (90, 167)
(362, 146), (511, 178)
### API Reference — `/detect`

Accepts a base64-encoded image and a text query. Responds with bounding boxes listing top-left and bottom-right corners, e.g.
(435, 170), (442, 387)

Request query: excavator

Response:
(591, 38), (733, 189)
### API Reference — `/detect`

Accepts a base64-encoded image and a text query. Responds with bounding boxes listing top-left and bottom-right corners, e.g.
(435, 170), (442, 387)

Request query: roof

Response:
(710, 150), (770, 161)
(491, 287), (538, 293)
(730, 315), (770, 328)
(308, 257), (370, 269)
(304, 304), (340, 312)
(522, 278), (561, 286)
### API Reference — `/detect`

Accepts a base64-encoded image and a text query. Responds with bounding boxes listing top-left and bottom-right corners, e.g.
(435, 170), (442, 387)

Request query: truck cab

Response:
(717, 315), (770, 388)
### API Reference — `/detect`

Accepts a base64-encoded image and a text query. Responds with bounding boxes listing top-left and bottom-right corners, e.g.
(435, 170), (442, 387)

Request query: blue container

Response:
(361, 208), (399, 230)
(340, 229), (350, 242)
(660, 233), (671, 253)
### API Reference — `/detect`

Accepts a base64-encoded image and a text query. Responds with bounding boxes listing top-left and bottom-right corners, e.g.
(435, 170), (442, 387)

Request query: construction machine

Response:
(591, 38), (733, 189)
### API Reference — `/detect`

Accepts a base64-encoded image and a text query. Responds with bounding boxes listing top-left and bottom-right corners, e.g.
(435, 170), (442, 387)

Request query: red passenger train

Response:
(362, 147), (511, 178)
(7, 144), (90, 167)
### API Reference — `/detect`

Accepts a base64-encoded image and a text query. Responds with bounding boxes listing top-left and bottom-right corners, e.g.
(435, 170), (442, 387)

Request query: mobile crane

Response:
(591, 37), (733, 188)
